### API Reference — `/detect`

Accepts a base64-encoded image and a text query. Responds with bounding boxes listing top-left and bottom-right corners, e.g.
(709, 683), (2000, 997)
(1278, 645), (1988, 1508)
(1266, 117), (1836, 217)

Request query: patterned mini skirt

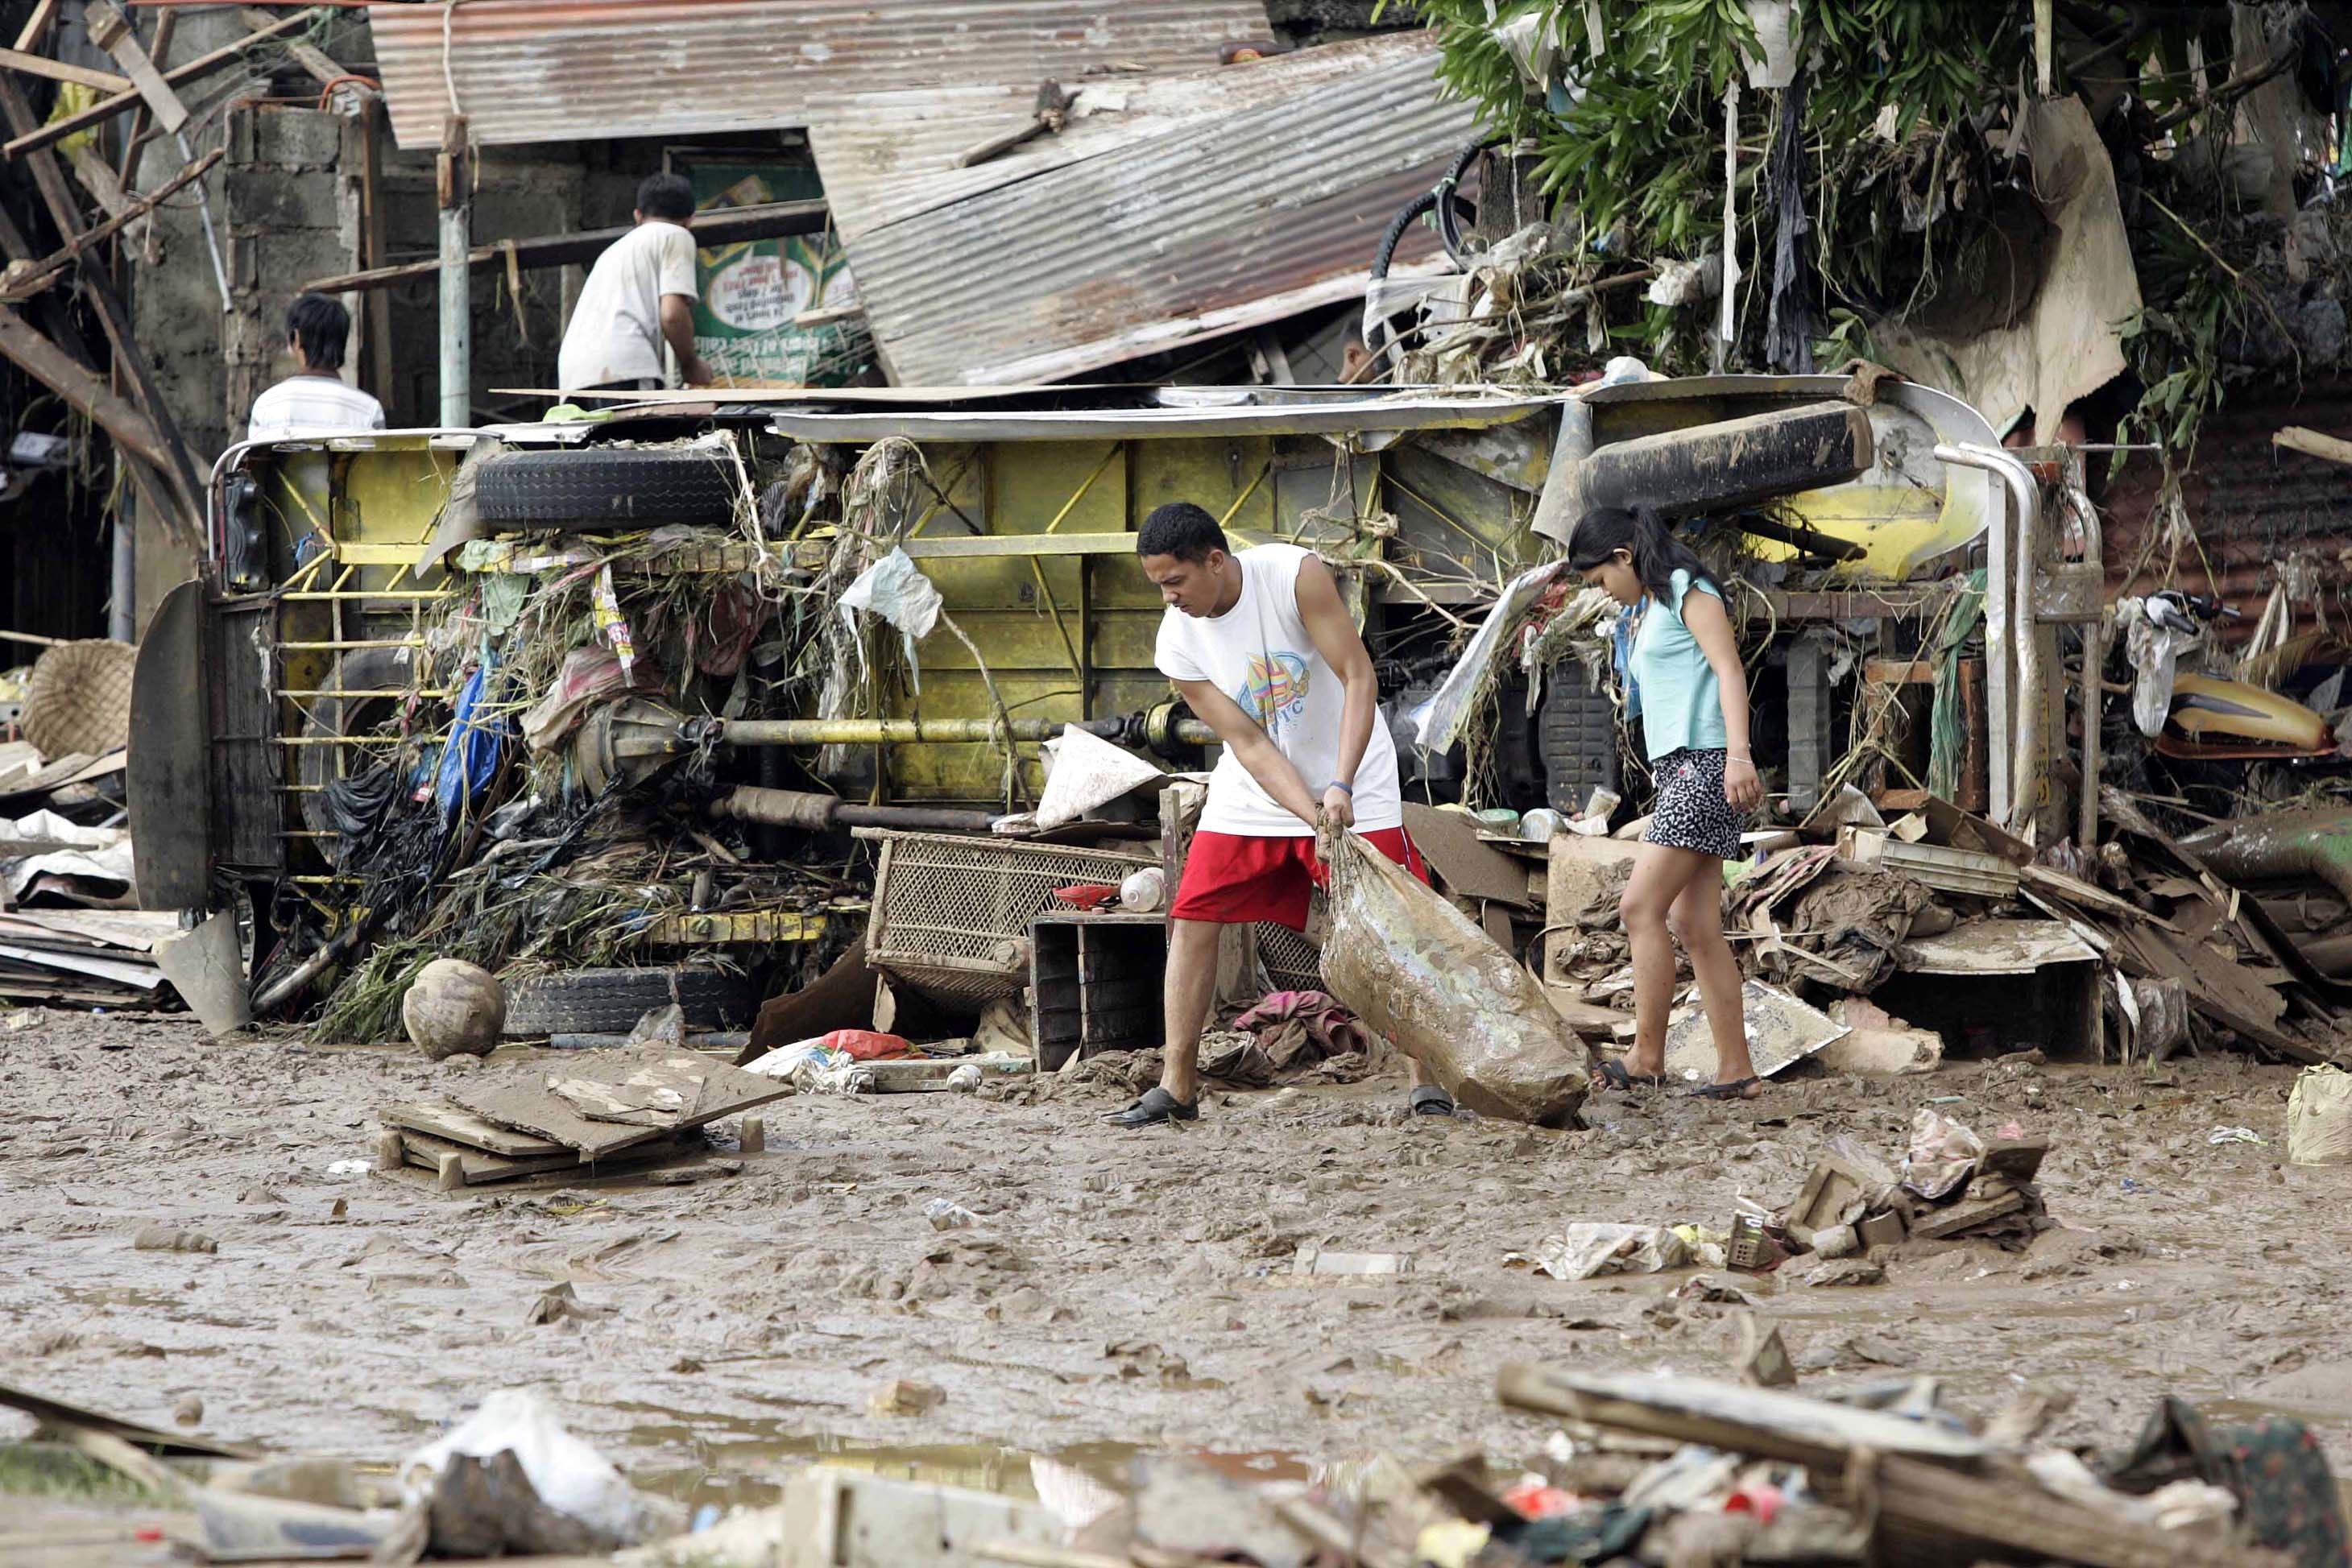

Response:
(1642, 747), (1745, 860)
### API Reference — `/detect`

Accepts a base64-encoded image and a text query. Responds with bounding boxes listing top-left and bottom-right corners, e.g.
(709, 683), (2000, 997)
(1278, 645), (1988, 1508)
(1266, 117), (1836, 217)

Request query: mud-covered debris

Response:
(1803, 1257), (1886, 1288)
(868, 1378), (944, 1417)
(131, 1225), (215, 1253)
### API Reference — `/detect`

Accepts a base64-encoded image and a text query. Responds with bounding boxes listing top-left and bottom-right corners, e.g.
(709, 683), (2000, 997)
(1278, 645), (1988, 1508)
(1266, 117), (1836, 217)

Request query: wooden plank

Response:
(81, 2), (187, 133)
(381, 1100), (565, 1158)
(543, 1048), (790, 1131)
(450, 1078), (667, 1161)
(2, 7), (322, 161)
(12, 0), (58, 52)
(399, 1127), (586, 1185)
(0, 308), (172, 475)
(0, 1380), (260, 1459)
(1403, 803), (1532, 906)
(0, 48), (126, 93)
(240, 10), (340, 88)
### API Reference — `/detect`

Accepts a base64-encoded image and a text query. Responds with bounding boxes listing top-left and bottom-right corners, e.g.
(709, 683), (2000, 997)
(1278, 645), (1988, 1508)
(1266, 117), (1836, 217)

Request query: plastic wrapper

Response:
(1318, 831), (1588, 1124)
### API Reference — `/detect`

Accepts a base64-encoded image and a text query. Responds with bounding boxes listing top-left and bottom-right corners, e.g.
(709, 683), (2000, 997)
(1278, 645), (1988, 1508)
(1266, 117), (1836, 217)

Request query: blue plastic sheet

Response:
(433, 658), (507, 821)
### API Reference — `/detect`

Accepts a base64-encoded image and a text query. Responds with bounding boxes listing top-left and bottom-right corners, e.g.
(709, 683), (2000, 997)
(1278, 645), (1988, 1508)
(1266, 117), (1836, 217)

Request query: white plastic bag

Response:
(401, 1388), (652, 1548)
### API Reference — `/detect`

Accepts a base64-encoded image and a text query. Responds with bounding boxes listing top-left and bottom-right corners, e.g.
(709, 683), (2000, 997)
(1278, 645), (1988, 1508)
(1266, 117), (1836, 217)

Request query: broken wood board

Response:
(1663, 978), (1846, 1083)
(398, 1127), (690, 1185)
(1896, 919), (2097, 975)
(1403, 803), (1531, 907)
(382, 1101), (566, 1158)
(0, 1380), (259, 1459)
(0, 908), (178, 951)
(1541, 983), (1628, 1039)
(0, 750), (93, 800)
(1494, 1366), (2280, 1568)
(1916, 795), (2033, 863)
(449, 1079), (669, 1161)
(543, 1047), (790, 1130)
(2020, 863), (2172, 927)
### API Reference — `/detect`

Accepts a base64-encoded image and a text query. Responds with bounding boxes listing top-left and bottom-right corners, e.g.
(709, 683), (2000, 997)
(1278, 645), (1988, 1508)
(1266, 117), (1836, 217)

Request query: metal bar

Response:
(1027, 558), (1083, 681)
(1042, 441), (1122, 535)
(437, 115), (470, 428)
(277, 639), (425, 651)
(1935, 444), (2014, 827)
(719, 716), (1216, 747)
(280, 591), (452, 601)
(271, 689), (445, 699)
(900, 532), (1141, 559)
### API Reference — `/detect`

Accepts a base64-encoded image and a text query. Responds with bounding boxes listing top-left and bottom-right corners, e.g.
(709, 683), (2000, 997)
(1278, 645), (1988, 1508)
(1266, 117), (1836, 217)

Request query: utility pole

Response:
(437, 114), (470, 428)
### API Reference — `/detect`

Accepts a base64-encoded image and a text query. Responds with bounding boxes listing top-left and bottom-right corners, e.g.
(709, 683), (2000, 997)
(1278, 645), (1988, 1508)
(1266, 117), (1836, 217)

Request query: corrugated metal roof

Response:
(826, 33), (1478, 386)
(366, 0), (1272, 151)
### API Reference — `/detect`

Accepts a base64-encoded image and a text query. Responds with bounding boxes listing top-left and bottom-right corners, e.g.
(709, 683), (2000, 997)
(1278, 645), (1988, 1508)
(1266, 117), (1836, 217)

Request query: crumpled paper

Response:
(1510, 1223), (1689, 1280)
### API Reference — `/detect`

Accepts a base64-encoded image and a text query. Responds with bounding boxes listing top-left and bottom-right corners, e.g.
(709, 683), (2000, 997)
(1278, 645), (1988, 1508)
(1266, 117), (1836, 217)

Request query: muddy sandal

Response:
(1409, 1084), (1456, 1117)
(1108, 1086), (1199, 1127)
(1597, 1059), (1671, 1092)
(1688, 1076), (1764, 1101)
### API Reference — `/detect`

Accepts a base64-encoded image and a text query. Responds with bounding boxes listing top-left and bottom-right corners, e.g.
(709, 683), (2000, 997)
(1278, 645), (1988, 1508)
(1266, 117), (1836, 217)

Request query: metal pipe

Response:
(437, 115), (471, 428)
(109, 515), (134, 641)
(1933, 444), (2014, 826)
(2074, 478), (2104, 850)
(716, 716), (1218, 747)
(1967, 443), (2044, 836)
(711, 785), (1000, 834)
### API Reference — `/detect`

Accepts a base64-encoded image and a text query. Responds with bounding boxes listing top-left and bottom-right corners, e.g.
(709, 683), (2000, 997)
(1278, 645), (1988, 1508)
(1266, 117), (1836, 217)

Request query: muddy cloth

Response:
(1218, 991), (1374, 1086)
(1504, 1504), (1653, 1565)
(1755, 861), (1929, 995)
(321, 763), (400, 869)
(2105, 1396), (2351, 1568)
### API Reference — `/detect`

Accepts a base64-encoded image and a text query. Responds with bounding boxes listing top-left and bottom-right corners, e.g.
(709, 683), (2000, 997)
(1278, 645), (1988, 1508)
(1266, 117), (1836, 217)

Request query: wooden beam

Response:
(0, 48), (129, 94)
(0, 72), (205, 540)
(12, 0), (59, 54)
(304, 199), (829, 293)
(4, 6), (322, 160)
(237, 6), (341, 88)
(82, 2), (188, 133)
(2, 147), (222, 301)
(0, 305), (172, 473)
(2275, 424), (2352, 467)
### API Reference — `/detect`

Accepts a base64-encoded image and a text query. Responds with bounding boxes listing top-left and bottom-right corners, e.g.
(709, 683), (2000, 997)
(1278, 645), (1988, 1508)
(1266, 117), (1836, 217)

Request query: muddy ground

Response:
(4, 1012), (2350, 1523)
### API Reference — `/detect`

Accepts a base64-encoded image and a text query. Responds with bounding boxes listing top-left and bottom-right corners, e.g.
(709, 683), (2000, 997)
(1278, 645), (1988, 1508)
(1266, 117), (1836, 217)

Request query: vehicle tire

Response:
(297, 645), (415, 843)
(1538, 680), (1624, 816)
(474, 448), (739, 531)
(500, 966), (756, 1036)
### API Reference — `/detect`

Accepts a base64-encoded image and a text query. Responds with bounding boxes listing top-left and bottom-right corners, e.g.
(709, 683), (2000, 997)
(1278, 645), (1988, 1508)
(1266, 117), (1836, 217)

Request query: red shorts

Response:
(1170, 827), (1427, 930)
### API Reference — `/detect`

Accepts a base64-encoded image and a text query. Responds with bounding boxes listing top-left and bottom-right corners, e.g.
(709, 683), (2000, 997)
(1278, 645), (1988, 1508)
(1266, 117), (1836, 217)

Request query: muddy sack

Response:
(1319, 831), (1589, 1124)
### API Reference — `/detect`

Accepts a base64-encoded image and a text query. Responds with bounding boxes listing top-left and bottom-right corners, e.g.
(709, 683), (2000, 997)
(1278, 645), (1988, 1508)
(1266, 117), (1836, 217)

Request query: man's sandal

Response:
(1108, 1086), (1199, 1127)
(1408, 1084), (1456, 1116)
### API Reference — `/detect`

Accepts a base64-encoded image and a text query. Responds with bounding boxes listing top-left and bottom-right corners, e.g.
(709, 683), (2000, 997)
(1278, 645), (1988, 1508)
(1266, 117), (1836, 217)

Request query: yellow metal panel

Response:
(988, 441), (1127, 534)
(1129, 435), (1275, 535)
(644, 909), (834, 945)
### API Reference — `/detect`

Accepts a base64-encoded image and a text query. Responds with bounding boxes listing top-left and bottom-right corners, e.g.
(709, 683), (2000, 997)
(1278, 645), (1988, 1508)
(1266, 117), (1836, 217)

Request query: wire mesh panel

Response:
(865, 831), (1158, 999)
(1254, 920), (1323, 995)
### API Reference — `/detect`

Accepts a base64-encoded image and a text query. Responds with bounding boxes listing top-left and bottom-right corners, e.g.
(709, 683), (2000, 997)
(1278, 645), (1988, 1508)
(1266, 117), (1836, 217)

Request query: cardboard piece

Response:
(1404, 803), (1532, 906)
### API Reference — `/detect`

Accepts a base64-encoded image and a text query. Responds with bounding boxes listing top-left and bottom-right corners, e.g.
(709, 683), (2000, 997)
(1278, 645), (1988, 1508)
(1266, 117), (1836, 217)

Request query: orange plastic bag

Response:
(1319, 832), (1589, 1125)
(819, 1029), (909, 1060)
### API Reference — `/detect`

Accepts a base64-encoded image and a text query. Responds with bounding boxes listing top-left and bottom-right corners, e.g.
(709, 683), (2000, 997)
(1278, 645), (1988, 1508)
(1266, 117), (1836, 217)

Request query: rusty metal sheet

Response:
(367, 0), (1270, 151)
(128, 578), (209, 910)
(828, 34), (1477, 386)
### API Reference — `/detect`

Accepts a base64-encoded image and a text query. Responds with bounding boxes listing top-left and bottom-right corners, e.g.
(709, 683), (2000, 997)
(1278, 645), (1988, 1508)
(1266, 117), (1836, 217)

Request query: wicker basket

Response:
(863, 830), (1157, 1001)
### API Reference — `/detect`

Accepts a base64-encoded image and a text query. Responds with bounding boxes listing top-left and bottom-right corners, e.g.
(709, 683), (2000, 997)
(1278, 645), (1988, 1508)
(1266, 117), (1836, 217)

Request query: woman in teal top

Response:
(1571, 507), (1764, 1099)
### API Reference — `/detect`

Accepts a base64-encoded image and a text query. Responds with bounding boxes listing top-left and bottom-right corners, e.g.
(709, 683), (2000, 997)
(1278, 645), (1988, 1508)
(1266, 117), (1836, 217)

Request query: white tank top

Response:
(1153, 544), (1404, 837)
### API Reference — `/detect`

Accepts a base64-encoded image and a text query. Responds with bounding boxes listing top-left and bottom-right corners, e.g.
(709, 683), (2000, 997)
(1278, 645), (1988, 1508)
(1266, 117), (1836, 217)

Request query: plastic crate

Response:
(1255, 918), (1323, 995)
(859, 830), (1157, 1001)
(1029, 912), (1166, 1069)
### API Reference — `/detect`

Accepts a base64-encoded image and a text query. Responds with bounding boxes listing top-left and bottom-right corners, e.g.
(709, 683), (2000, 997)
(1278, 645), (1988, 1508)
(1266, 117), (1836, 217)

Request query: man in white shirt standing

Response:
(1116, 502), (1451, 1127)
(557, 172), (714, 393)
(245, 293), (386, 442)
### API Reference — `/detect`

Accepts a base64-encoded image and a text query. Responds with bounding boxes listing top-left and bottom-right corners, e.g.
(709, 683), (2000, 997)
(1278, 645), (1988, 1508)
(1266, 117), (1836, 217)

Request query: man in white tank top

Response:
(1113, 503), (1448, 1127)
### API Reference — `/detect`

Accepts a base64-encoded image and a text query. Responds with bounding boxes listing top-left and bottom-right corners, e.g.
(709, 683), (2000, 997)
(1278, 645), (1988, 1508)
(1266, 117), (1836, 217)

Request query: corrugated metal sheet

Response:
(367, 0), (1271, 151)
(829, 34), (1477, 387)
(2101, 379), (2352, 647)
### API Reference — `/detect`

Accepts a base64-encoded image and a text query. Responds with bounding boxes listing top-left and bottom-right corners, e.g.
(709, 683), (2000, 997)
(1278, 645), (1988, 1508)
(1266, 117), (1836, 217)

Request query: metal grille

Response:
(1256, 920), (1324, 996)
(865, 831), (1157, 999)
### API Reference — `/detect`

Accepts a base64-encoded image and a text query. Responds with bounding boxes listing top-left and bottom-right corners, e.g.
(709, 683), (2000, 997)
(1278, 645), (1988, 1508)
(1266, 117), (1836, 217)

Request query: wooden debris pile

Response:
(371, 1044), (787, 1190)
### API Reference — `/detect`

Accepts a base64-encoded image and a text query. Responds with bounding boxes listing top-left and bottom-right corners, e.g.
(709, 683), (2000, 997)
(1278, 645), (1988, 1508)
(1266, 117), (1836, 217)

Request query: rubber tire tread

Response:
(500, 966), (756, 1036)
(297, 645), (414, 842)
(1538, 682), (1624, 814)
(475, 448), (737, 529)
